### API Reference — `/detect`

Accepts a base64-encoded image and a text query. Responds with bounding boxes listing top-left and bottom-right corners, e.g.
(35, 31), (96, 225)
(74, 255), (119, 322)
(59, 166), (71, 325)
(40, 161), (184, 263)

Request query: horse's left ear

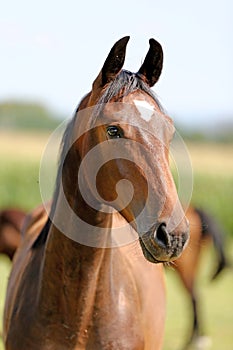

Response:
(137, 39), (163, 87)
(93, 36), (130, 89)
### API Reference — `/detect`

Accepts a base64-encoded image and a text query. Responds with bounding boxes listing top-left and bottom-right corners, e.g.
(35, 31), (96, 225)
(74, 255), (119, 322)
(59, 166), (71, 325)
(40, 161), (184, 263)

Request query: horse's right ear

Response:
(93, 36), (130, 89)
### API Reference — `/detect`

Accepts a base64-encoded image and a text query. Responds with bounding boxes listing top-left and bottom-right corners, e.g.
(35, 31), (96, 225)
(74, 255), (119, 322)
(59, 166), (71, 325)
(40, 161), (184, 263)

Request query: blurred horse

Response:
(3, 37), (189, 349)
(0, 209), (26, 260)
(173, 206), (227, 349)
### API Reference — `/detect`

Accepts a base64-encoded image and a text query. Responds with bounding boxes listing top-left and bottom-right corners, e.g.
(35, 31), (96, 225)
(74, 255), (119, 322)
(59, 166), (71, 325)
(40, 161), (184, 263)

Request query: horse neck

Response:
(37, 105), (136, 326)
(38, 220), (115, 329)
(37, 212), (144, 348)
(38, 149), (119, 328)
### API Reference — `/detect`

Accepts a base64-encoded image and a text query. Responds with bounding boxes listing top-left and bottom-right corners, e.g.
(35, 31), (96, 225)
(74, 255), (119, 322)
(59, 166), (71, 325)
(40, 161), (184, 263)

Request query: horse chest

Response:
(66, 260), (144, 349)
(40, 280), (145, 349)
(76, 286), (145, 350)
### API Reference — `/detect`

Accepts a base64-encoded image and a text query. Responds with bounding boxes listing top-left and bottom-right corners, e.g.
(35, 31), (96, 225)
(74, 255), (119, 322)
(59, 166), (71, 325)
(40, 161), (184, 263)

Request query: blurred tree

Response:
(0, 101), (61, 131)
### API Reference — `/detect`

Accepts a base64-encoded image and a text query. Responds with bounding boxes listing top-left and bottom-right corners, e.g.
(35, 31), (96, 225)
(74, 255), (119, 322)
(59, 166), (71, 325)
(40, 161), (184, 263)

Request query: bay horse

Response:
(3, 37), (189, 350)
(0, 209), (26, 260)
(1, 207), (227, 348)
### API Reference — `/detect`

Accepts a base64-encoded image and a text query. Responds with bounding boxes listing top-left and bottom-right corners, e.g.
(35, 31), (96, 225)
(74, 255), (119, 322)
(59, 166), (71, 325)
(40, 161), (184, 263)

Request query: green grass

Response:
(164, 244), (233, 350)
(0, 130), (50, 211)
(191, 173), (233, 238)
(0, 158), (42, 211)
(0, 257), (11, 349)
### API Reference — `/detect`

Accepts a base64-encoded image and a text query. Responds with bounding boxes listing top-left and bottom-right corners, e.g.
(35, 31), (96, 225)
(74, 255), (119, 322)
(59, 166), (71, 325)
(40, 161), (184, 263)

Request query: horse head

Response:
(57, 37), (189, 263)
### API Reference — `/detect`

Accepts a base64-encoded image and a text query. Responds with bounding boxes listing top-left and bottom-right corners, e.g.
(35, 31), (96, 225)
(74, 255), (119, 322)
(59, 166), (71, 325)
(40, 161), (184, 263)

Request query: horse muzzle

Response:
(139, 221), (189, 263)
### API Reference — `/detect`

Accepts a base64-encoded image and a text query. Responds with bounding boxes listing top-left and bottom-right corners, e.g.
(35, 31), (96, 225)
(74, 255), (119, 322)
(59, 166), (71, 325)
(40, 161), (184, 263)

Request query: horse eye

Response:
(106, 126), (121, 138)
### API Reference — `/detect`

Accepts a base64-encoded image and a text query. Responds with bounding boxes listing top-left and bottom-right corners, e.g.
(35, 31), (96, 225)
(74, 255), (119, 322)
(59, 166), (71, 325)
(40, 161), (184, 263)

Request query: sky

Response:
(1, 0), (233, 128)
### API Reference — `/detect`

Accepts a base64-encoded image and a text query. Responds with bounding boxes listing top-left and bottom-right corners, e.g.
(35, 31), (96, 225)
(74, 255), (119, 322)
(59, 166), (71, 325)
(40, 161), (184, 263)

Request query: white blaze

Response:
(134, 99), (155, 122)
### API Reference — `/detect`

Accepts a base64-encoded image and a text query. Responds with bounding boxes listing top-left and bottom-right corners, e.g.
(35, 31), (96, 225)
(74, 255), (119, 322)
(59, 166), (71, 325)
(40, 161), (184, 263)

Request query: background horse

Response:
(3, 37), (189, 350)
(173, 206), (227, 350)
(0, 209), (26, 260)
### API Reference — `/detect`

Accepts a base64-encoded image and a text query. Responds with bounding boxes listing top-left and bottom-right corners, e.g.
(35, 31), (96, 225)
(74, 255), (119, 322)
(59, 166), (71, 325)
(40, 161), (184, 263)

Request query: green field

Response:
(0, 131), (233, 349)
(164, 246), (233, 350)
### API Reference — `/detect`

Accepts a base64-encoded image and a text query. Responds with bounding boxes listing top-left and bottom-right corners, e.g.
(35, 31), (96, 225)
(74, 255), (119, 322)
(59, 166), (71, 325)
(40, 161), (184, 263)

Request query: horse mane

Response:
(96, 70), (163, 114)
(33, 70), (163, 248)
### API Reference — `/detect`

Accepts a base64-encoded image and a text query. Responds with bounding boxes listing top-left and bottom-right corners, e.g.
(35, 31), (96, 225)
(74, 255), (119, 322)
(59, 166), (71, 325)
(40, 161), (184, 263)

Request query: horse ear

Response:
(137, 39), (163, 87)
(93, 36), (130, 88)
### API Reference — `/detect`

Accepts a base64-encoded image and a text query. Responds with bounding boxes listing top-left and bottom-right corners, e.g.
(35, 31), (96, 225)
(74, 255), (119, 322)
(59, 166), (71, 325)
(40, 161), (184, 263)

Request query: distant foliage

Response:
(176, 122), (233, 144)
(0, 101), (61, 131)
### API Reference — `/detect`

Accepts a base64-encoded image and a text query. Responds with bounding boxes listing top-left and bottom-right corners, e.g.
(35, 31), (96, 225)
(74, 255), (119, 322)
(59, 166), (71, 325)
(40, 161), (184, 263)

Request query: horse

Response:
(3, 36), (189, 350)
(1, 207), (227, 348)
(0, 208), (227, 349)
(0, 209), (26, 260)
(172, 206), (227, 350)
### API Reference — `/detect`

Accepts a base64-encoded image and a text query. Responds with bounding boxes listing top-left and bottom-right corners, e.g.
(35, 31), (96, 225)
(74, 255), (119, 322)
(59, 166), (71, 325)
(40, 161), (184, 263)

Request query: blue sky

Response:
(1, 0), (232, 127)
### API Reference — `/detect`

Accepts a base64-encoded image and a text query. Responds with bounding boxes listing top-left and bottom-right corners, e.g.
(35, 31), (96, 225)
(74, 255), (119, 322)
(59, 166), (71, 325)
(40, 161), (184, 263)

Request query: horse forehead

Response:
(133, 99), (156, 122)
(123, 91), (174, 132)
(103, 90), (161, 123)
(125, 89), (160, 109)
(104, 91), (172, 133)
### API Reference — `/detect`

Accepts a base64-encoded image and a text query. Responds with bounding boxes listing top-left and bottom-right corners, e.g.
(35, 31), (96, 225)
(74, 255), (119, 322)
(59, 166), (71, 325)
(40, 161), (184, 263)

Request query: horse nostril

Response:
(154, 223), (171, 248)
